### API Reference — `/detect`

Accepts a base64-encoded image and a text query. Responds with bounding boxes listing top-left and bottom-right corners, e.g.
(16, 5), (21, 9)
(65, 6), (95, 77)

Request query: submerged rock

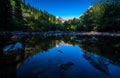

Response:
(83, 53), (109, 74)
(60, 62), (74, 70)
(3, 42), (24, 55)
(58, 50), (63, 53)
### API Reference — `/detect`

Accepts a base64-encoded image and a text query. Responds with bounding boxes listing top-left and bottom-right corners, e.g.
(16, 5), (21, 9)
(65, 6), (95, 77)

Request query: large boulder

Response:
(3, 42), (24, 55)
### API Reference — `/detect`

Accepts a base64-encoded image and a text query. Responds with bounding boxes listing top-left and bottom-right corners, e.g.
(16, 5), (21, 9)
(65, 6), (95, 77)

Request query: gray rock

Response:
(3, 42), (23, 55)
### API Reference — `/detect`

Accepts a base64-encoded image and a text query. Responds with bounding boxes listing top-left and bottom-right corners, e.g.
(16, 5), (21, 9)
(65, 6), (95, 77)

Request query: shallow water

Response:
(0, 36), (120, 78)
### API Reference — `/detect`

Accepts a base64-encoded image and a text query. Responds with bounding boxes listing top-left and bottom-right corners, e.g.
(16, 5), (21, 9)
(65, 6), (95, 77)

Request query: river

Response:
(0, 36), (120, 78)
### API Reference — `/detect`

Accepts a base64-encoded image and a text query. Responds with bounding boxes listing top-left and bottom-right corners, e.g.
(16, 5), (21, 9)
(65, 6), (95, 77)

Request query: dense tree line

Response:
(0, 0), (120, 32)
(85, 0), (120, 31)
(0, 0), (13, 30)
(0, 0), (63, 31)
(0, 0), (26, 30)
(66, 0), (120, 32)
(21, 2), (63, 31)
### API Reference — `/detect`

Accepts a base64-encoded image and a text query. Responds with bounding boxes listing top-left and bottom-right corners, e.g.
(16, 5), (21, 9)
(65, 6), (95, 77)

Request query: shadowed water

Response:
(0, 36), (120, 78)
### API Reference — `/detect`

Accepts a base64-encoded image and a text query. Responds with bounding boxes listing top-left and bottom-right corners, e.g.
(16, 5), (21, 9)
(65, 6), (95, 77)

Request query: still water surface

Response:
(0, 36), (120, 78)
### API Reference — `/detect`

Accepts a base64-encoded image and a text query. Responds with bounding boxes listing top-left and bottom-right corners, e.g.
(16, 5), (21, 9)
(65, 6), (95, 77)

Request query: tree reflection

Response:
(1, 35), (120, 77)
(77, 36), (120, 67)
(83, 53), (109, 74)
(21, 36), (120, 68)
(0, 54), (25, 78)
(22, 36), (75, 58)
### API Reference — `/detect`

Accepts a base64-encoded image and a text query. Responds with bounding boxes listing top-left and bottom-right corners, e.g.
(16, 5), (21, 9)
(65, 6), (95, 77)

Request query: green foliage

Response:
(1, 0), (120, 31)
(21, 2), (64, 31)
(79, 0), (120, 31)
(20, 1), (65, 31)
(62, 0), (120, 32)
(0, 0), (63, 31)
(63, 18), (80, 31)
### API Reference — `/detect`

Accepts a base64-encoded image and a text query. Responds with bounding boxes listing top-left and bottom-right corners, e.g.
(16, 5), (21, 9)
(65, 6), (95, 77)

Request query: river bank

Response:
(0, 31), (120, 55)
(1, 31), (120, 37)
(0, 31), (120, 48)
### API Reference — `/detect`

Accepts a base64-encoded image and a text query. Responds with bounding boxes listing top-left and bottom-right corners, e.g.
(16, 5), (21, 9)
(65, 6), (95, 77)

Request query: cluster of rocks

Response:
(15, 31), (120, 37)
(0, 32), (26, 55)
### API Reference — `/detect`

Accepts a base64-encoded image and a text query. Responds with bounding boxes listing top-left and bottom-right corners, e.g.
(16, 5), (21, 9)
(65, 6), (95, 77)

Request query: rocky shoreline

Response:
(1, 31), (120, 37)
(0, 31), (120, 47)
(0, 31), (120, 46)
(0, 31), (120, 55)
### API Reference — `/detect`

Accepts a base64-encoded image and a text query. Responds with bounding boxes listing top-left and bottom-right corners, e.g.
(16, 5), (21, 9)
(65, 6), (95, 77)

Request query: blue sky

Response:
(25, 0), (91, 18)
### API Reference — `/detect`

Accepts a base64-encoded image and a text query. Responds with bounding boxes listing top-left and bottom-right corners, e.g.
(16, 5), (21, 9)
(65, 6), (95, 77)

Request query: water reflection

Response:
(1, 36), (120, 78)
(23, 36), (120, 67)
(78, 36), (120, 67)
(83, 53), (109, 74)
(0, 54), (25, 78)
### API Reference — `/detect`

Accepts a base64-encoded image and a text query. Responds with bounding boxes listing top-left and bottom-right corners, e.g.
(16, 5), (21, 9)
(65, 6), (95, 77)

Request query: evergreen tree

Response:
(0, 0), (13, 30)
(14, 0), (23, 20)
